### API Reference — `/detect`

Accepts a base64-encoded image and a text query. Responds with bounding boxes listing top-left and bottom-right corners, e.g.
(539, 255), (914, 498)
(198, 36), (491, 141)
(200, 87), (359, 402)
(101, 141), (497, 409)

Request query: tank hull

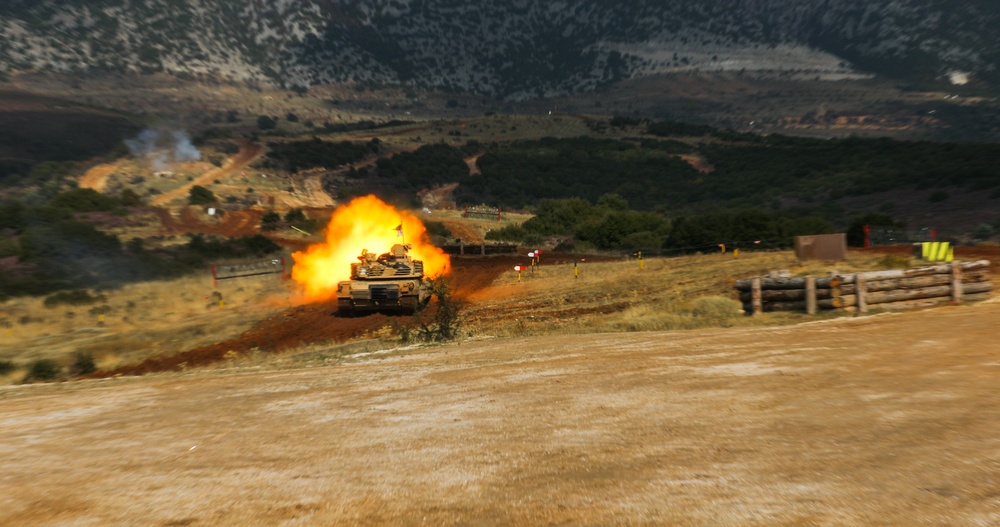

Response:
(336, 280), (427, 314)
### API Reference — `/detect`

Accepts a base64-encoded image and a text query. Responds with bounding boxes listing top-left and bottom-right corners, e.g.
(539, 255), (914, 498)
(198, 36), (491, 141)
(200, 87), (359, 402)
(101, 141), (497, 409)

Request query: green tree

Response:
(256, 115), (278, 130)
(284, 208), (306, 223)
(188, 185), (216, 205)
(261, 210), (281, 230)
(51, 188), (119, 212)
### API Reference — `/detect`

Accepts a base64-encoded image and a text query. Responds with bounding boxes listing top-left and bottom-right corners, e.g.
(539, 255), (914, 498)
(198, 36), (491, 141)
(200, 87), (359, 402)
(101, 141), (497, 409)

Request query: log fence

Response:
(735, 260), (992, 315)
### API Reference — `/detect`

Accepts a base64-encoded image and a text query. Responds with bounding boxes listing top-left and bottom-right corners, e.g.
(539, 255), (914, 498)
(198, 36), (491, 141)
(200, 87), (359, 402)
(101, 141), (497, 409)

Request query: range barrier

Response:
(462, 205), (504, 221)
(735, 260), (991, 315)
(440, 243), (519, 256)
(211, 257), (286, 288)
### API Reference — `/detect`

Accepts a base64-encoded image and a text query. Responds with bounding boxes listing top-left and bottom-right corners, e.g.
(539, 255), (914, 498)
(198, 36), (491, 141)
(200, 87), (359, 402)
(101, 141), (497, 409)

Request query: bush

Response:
(256, 115), (278, 130)
(0, 360), (14, 375)
(424, 221), (452, 239)
(24, 359), (61, 382)
(71, 352), (96, 376)
(43, 289), (106, 308)
(411, 278), (462, 342)
(188, 185), (216, 205)
(284, 208), (306, 223)
(51, 188), (120, 212)
(261, 211), (281, 230)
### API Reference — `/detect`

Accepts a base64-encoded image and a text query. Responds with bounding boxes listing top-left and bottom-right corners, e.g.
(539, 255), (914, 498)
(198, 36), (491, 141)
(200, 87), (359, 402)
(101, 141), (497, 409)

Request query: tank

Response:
(336, 243), (429, 314)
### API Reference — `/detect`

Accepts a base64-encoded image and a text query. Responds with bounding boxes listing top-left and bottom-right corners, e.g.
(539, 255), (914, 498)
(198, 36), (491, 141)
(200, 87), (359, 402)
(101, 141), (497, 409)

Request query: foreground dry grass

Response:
(2, 299), (998, 526)
(462, 250), (911, 338)
(0, 275), (294, 382)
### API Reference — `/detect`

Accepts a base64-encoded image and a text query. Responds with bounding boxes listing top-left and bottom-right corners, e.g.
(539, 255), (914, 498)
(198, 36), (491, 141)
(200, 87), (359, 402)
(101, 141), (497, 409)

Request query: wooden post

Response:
(481, 242), (485, 256)
(751, 277), (763, 316)
(459, 241), (464, 256)
(805, 276), (817, 315)
(856, 273), (868, 313)
(951, 260), (963, 303)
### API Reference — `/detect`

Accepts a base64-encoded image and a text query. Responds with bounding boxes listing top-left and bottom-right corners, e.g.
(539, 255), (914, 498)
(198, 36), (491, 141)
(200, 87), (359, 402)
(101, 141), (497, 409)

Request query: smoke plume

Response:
(125, 128), (202, 171)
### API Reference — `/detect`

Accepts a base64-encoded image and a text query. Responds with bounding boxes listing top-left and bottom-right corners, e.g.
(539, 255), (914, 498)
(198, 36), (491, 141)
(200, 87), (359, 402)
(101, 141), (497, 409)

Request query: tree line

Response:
(0, 188), (281, 299)
(484, 196), (833, 253)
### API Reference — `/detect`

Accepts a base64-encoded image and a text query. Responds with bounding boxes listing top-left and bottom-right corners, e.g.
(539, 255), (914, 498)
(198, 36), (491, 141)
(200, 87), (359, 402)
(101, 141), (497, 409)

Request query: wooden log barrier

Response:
(734, 276), (841, 291)
(736, 260), (992, 314)
(738, 288), (841, 303)
(839, 292), (993, 313)
(832, 281), (992, 307)
(742, 297), (845, 313)
(835, 260), (990, 285)
(837, 269), (990, 295)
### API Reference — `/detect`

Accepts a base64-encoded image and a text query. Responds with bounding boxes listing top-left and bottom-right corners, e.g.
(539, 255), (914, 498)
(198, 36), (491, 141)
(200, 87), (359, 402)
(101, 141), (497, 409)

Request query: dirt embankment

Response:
(78, 162), (120, 192)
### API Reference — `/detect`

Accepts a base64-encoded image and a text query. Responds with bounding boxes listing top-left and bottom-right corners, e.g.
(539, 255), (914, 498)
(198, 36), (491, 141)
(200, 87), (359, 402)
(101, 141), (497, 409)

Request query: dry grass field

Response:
(2, 247), (993, 384)
(0, 275), (295, 384)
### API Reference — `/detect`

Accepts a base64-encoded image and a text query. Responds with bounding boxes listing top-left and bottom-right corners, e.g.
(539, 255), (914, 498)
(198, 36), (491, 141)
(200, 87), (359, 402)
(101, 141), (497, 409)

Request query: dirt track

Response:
(151, 141), (263, 206)
(3, 297), (999, 526)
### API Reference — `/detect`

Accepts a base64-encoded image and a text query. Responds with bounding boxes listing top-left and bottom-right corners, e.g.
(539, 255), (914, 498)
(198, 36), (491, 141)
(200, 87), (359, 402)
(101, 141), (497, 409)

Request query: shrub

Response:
(261, 211), (281, 230)
(0, 360), (14, 375)
(71, 352), (96, 376)
(284, 208), (306, 223)
(412, 278), (462, 342)
(24, 359), (61, 382)
(51, 188), (120, 212)
(424, 221), (452, 239)
(256, 115), (278, 130)
(188, 185), (216, 205)
(43, 289), (106, 308)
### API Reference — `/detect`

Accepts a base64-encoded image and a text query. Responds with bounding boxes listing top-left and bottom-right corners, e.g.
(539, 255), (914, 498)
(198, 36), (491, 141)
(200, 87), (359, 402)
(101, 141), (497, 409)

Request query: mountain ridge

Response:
(1, 1), (997, 99)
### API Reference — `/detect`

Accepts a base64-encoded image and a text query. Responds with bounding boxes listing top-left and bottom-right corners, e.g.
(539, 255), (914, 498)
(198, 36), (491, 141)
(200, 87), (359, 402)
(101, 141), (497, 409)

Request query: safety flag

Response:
(394, 224), (403, 237)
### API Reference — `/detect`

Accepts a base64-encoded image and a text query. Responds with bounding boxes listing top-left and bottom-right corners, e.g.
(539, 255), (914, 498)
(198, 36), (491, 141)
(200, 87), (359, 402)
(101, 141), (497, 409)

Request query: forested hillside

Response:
(2, 0), (999, 98)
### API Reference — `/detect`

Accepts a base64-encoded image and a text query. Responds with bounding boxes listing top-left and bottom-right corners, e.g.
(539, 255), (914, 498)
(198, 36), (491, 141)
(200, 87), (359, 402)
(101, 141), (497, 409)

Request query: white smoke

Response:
(948, 71), (970, 85)
(125, 128), (202, 171)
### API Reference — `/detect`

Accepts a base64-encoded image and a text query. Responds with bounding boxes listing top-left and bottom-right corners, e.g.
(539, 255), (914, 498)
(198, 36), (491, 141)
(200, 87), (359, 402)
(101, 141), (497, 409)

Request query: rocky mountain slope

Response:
(1, 0), (997, 99)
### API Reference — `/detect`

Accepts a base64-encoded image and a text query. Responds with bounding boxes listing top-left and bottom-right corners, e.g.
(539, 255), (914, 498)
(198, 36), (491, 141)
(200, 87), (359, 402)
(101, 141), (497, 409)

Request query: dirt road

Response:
(151, 141), (263, 206)
(2, 299), (998, 526)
